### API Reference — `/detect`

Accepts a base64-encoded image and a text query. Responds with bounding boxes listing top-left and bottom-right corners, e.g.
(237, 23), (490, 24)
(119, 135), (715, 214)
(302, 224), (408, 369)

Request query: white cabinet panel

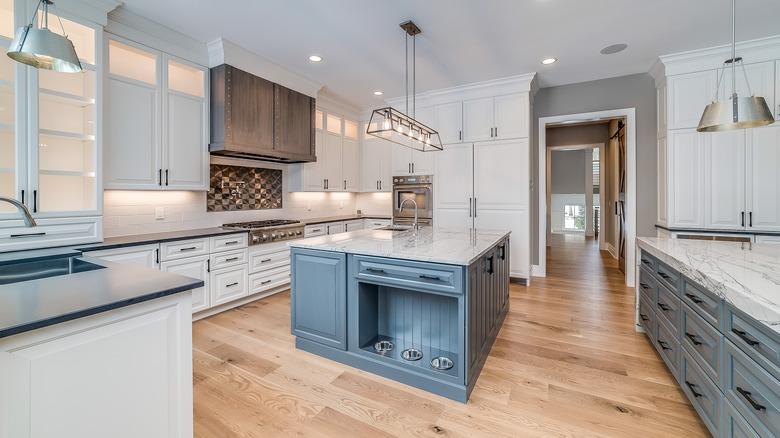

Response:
(463, 97), (493, 142)
(776, 60), (780, 121)
(391, 143), (411, 176)
(435, 143), (472, 228)
(705, 131), (745, 230)
(721, 61), (775, 114)
(658, 80), (668, 135)
(209, 248), (248, 270)
(434, 102), (462, 144)
(343, 219), (363, 232)
(494, 93), (528, 140)
(668, 70), (718, 129)
(211, 265), (248, 306)
(210, 233), (248, 252)
(474, 139), (529, 210)
(410, 149), (434, 175)
(300, 130), (326, 191)
(325, 222), (345, 235)
(755, 235), (780, 244)
(160, 237), (209, 261)
(476, 209), (527, 278)
(364, 218), (391, 228)
(657, 136), (668, 226)
(391, 144), (434, 176)
(164, 93), (208, 190)
(361, 138), (391, 192)
(323, 132), (343, 191)
(0, 217), (102, 252)
(83, 243), (159, 269)
(161, 255), (209, 313)
(668, 130), (705, 228)
(304, 224), (326, 237)
(342, 137), (359, 191)
(747, 125), (780, 231)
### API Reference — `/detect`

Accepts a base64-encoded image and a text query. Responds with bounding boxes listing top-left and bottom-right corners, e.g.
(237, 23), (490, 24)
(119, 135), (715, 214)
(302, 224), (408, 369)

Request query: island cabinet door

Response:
(291, 249), (347, 350)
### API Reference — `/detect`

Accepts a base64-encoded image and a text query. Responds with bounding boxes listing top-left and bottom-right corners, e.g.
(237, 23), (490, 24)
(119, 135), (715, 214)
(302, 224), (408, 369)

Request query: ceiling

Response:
(117, 0), (780, 110)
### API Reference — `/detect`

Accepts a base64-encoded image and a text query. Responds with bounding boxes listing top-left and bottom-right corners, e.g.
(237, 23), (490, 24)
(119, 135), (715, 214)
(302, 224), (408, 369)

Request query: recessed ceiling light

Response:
(600, 44), (628, 55)
(373, 90), (384, 96)
(541, 58), (557, 65)
(308, 55), (323, 62)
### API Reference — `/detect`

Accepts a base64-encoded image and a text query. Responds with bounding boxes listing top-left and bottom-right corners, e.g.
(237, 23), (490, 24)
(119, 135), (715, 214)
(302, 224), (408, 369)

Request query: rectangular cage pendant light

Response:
(366, 107), (443, 152)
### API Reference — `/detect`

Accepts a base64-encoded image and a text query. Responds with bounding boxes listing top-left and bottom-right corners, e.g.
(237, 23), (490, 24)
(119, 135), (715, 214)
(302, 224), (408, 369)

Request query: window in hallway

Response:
(564, 204), (585, 230)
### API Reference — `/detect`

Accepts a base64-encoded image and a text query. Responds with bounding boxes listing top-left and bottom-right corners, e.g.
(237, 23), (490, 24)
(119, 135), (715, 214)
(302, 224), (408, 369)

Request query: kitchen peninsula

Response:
(290, 227), (510, 402)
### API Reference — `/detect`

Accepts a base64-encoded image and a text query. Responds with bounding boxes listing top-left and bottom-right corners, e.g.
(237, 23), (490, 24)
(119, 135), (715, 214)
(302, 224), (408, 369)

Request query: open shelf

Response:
(39, 129), (95, 141)
(39, 170), (96, 177)
(39, 88), (95, 106)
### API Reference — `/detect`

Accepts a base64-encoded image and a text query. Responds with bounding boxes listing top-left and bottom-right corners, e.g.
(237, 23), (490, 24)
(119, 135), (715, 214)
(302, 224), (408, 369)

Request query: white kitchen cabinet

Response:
(747, 124), (780, 231)
(755, 235), (780, 244)
(668, 129), (706, 228)
(434, 101), (463, 144)
(364, 218), (391, 228)
(322, 132), (343, 191)
(667, 70), (718, 130)
(0, 293), (193, 438)
(463, 93), (528, 142)
(161, 255), (210, 313)
(304, 223), (326, 237)
(342, 136), (359, 191)
(705, 130), (745, 230)
(657, 79), (667, 136)
(390, 107), (435, 176)
(343, 219), (363, 232)
(360, 136), (391, 192)
(0, 217), (102, 253)
(434, 143), (473, 228)
(83, 244), (160, 269)
(210, 265), (248, 306)
(105, 37), (208, 191)
(325, 221), (345, 235)
(657, 136), (668, 226)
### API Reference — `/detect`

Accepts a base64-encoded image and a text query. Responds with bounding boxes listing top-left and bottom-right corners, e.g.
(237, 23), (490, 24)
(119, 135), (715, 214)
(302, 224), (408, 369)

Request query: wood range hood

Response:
(209, 64), (317, 163)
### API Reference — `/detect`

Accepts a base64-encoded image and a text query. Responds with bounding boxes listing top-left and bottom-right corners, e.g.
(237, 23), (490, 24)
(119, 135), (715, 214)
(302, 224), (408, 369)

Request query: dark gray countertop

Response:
(0, 255), (203, 338)
(77, 227), (248, 252)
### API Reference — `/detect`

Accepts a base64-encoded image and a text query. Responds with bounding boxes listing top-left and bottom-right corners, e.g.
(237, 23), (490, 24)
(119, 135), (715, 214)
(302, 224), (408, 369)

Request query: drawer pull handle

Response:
(225, 257), (239, 262)
(641, 258), (651, 265)
(657, 303), (671, 312)
(639, 313), (650, 322)
(180, 246), (198, 251)
(657, 339), (671, 351)
(419, 274), (441, 281)
(640, 283), (650, 290)
(657, 272), (670, 279)
(685, 293), (703, 304)
(225, 240), (239, 245)
(736, 387), (766, 411)
(684, 381), (703, 398)
(366, 268), (386, 274)
(226, 282), (239, 288)
(261, 279), (273, 285)
(731, 328), (759, 346)
(10, 232), (46, 238)
(685, 332), (703, 346)
(260, 258), (272, 263)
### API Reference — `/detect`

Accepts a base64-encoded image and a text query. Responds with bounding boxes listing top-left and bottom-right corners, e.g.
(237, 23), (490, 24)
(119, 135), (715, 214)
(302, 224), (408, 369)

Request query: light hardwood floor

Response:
(192, 234), (709, 437)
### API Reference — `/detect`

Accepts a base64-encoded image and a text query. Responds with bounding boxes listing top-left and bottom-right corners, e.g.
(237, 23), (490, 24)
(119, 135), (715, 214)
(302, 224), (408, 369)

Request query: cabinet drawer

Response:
(639, 250), (658, 273)
(681, 350), (722, 438)
(725, 305), (780, 375)
(725, 342), (780, 438)
(638, 267), (657, 303)
(353, 255), (463, 295)
(655, 318), (680, 378)
(724, 399), (762, 438)
(0, 217), (101, 252)
(209, 248), (247, 270)
(210, 265), (248, 306)
(210, 233), (248, 252)
(249, 266), (290, 295)
(304, 224), (326, 237)
(249, 248), (290, 274)
(364, 218), (391, 228)
(682, 304), (723, 385)
(160, 255), (209, 314)
(682, 278), (721, 329)
(655, 261), (680, 295)
(160, 238), (209, 261)
(638, 295), (656, 340)
(83, 243), (159, 268)
(656, 283), (681, 337)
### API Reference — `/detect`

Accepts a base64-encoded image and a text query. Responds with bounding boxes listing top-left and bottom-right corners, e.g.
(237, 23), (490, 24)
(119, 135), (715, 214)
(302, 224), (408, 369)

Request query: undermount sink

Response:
(0, 256), (105, 286)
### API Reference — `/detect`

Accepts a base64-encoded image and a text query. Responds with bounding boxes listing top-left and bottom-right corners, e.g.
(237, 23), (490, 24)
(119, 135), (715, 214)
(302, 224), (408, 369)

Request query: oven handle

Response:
(393, 185), (431, 190)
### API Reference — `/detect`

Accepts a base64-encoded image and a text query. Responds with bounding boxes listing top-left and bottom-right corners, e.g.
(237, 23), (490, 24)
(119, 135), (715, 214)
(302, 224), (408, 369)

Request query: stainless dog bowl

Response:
(430, 356), (453, 370)
(374, 340), (395, 352)
(401, 348), (423, 361)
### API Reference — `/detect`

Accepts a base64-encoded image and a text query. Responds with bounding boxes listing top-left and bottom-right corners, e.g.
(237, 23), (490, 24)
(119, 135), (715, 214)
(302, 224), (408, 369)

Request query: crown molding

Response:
(648, 58), (666, 88)
(57, 0), (122, 25)
(384, 73), (537, 109)
(106, 6), (209, 65)
(316, 90), (360, 120)
(208, 38), (322, 98)
(658, 34), (780, 77)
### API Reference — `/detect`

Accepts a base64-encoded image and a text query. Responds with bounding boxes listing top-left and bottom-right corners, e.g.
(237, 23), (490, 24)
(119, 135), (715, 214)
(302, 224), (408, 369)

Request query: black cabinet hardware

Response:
(20, 189), (24, 204)
(684, 293), (703, 304)
(684, 381), (703, 398)
(419, 274), (441, 281)
(225, 240), (239, 245)
(226, 282), (239, 288)
(741, 211), (745, 227)
(323, 179), (326, 190)
(155, 248), (159, 264)
(180, 246), (197, 251)
(206, 259), (210, 273)
(225, 257), (239, 262)
(261, 279), (272, 285)
(487, 256), (494, 274)
(736, 387), (766, 411)
(657, 271), (670, 279)
(379, 181), (382, 190)
(343, 180), (346, 190)
(731, 328), (759, 346)
(640, 313), (650, 322)
(657, 302), (671, 311)
(408, 163), (411, 173)
(165, 169), (169, 186)
(469, 198), (472, 217)
(641, 258), (651, 266)
(499, 245), (506, 260)
(33, 190), (37, 212)
(640, 283), (650, 290)
(749, 211), (753, 227)
(474, 198), (477, 217)
(458, 130), (461, 141)
(377, 181), (379, 190)
(494, 126), (497, 137)
(366, 268), (386, 274)
(657, 339), (671, 351)
(158, 169), (162, 186)
(10, 232), (46, 238)
(412, 163), (414, 173)
(260, 258), (272, 263)
(685, 332), (703, 346)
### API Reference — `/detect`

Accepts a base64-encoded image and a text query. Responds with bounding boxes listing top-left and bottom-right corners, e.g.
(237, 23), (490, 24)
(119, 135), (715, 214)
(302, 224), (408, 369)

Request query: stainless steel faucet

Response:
(399, 198), (418, 230)
(0, 197), (37, 227)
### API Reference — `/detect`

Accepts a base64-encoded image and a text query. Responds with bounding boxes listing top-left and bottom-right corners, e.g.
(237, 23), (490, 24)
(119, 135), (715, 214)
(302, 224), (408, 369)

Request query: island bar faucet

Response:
(0, 197), (37, 227)
(399, 198), (418, 230)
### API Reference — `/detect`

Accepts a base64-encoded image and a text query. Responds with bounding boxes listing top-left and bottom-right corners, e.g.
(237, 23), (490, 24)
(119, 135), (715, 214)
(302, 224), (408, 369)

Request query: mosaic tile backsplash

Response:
(207, 164), (283, 211)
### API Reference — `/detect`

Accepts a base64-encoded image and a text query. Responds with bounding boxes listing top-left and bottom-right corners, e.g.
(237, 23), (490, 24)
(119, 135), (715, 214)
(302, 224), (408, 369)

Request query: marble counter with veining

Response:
(636, 237), (780, 333)
(289, 227), (510, 266)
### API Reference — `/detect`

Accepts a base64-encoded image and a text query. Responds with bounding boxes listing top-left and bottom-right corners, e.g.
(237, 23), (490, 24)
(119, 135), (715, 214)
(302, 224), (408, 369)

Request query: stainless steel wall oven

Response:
(392, 175), (432, 226)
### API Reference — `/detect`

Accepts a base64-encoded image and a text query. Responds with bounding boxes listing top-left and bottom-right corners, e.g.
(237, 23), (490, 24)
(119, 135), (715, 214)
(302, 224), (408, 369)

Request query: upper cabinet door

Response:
(434, 143), (472, 228)
(106, 38), (161, 190)
(668, 70), (718, 130)
(668, 129), (706, 228)
(0, 36), (21, 216)
(463, 97), (493, 142)
(704, 131), (745, 230)
(721, 61), (775, 114)
(323, 132), (343, 191)
(228, 66), (274, 152)
(275, 85), (314, 158)
(493, 93), (528, 140)
(747, 125), (780, 232)
(342, 135), (359, 191)
(657, 80), (668, 135)
(434, 102), (463, 144)
(390, 143), (411, 175)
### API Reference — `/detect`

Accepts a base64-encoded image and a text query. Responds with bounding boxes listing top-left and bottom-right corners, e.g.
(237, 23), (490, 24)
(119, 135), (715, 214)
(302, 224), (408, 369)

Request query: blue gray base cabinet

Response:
(638, 249), (779, 438)
(291, 238), (510, 403)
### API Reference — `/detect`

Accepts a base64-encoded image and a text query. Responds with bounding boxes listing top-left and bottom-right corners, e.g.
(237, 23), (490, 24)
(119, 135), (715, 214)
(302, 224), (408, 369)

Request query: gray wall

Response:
(551, 150), (586, 194)
(532, 73), (657, 265)
(547, 124), (610, 148)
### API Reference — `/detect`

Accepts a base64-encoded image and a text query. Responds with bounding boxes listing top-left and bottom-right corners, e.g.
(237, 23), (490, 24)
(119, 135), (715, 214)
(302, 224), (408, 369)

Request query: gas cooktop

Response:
(222, 219), (300, 229)
(222, 220), (305, 245)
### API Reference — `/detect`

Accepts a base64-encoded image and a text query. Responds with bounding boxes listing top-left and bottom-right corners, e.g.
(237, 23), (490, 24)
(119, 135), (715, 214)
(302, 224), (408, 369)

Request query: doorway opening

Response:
(536, 109), (636, 287)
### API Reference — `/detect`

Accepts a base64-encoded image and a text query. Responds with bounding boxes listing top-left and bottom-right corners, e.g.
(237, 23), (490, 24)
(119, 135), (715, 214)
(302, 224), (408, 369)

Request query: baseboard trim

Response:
(192, 284), (289, 322)
(607, 243), (618, 259)
(510, 276), (528, 285)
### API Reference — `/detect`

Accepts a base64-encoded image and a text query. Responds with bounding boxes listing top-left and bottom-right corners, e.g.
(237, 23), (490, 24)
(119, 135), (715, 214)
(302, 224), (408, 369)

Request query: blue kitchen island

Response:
(289, 227), (510, 402)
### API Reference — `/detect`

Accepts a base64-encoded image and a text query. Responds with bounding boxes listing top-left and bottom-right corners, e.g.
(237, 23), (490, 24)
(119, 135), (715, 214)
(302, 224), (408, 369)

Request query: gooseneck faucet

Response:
(0, 197), (37, 227)
(399, 198), (418, 230)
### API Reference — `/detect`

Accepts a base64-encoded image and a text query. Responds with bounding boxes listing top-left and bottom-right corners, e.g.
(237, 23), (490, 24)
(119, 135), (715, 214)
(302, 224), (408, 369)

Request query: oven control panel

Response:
(393, 175), (432, 184)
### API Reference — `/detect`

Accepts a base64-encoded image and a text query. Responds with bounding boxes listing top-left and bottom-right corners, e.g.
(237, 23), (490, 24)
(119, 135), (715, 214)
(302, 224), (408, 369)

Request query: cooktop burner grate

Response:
(222, 219), (300, 229)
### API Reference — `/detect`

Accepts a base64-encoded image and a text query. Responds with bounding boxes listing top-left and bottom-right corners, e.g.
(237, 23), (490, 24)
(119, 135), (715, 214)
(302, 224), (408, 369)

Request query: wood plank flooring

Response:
(193, 234), (709, 437)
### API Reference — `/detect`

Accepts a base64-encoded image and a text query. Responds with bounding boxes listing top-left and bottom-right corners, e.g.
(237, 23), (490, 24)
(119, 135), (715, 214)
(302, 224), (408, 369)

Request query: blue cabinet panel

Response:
(725, 341), (779, 438)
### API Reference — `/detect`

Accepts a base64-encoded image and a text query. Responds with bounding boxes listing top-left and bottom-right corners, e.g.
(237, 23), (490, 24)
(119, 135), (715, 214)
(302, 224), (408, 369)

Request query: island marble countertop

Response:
(636, 237), (780, 333)
(289, 227), (510, 266)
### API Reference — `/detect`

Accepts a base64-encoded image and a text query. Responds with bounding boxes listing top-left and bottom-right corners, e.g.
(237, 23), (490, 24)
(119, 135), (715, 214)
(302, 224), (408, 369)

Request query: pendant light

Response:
(367, 20), (442, 152)
(7, 0), (82, 73)
(697, 0), (773, 132)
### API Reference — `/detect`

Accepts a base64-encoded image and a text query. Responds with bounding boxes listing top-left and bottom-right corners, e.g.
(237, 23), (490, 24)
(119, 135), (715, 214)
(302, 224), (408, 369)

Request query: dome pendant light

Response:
(366, 20), (442, 152)
(697, 0), (773, 132)
(7, 0), (82, 73)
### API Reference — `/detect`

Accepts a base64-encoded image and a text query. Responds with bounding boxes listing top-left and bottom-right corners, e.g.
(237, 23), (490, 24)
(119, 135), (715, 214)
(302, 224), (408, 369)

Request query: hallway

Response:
(192, 234), (709, 437)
